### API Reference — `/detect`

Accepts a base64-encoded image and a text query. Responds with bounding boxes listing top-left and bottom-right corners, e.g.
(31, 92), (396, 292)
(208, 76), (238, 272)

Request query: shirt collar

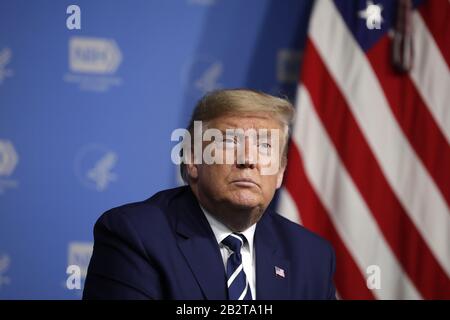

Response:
(200, 205), (256, 256)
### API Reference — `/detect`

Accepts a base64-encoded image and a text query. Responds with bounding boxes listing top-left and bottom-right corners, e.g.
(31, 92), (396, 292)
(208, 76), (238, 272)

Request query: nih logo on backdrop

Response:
(74, 144), (118, 192)
(181, 54), (223, 99)
(0, 253), (11, 289)
(0, 139), (19, 194)
(64, 36), (122, 92)
(0, 48), (14, 85)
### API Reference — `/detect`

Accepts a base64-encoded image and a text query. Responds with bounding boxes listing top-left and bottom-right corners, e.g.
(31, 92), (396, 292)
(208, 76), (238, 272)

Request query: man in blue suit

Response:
(83, 89), (336, 300)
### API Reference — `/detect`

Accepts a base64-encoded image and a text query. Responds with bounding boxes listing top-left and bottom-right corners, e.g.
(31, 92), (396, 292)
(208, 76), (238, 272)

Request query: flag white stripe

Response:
(278, 188), (302, 225)
(295, 85), (421, 299)
(309, 0), (450, 277)
(410, 11), (450, 144)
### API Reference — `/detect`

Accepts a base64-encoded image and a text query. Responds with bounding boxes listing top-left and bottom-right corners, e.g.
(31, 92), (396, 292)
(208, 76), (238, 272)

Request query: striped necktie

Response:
(222, 233), (253, 300)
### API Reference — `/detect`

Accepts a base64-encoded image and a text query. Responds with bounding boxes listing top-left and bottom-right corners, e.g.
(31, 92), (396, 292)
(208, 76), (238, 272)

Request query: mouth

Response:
(230, 178), (260, 188)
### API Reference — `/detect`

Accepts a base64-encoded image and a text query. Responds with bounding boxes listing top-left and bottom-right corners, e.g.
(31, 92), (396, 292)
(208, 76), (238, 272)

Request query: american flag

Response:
(275, 266), (286, 278)
(278, 0), (450, 299)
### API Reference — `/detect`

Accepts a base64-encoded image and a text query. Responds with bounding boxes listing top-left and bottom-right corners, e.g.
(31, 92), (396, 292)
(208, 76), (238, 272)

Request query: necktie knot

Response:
(222, 233), (246, 253)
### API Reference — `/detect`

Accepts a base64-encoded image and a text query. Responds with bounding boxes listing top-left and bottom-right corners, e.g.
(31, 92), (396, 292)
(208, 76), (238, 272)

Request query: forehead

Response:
(208, 113), (283, 130)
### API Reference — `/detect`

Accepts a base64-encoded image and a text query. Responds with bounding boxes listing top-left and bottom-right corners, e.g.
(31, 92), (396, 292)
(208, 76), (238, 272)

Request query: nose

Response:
(236, 136), (257, 170)
(236, 161), (255, 170)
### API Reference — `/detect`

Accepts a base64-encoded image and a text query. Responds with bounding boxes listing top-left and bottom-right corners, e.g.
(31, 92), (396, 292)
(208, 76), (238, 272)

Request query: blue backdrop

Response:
(0, 0), (312, 299)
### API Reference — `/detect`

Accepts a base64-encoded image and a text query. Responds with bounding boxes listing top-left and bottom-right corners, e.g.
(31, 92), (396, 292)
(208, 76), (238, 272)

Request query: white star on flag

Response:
(358, 0), (384, 30)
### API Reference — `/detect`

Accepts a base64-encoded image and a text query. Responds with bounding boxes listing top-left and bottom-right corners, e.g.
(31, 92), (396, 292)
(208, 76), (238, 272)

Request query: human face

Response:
(187, 113), (286, 214)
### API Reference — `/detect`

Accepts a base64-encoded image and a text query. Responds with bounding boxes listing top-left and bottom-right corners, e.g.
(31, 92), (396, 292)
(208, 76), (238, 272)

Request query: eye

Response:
(258, 142), (271, 154)
(223, 137), (237, 148)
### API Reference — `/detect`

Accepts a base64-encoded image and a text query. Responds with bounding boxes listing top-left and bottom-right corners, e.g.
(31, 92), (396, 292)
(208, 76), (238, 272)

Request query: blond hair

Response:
(180, 89), (295, 182)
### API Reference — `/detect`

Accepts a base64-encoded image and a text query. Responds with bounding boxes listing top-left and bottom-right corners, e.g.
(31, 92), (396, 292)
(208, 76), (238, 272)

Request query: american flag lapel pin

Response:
(274, 266), (285, 278)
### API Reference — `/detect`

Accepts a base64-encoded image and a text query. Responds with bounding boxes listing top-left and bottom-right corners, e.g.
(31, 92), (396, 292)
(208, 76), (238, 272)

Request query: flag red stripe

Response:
(301, 38), (450, 299)
(284, 142), (375, 299)
(366, 35), (450, 207)
(418, 0), (450, 68)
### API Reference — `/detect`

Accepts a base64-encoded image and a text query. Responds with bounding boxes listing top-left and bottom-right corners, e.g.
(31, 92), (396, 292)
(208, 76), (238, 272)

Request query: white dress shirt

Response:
(201, 206), (256, 299)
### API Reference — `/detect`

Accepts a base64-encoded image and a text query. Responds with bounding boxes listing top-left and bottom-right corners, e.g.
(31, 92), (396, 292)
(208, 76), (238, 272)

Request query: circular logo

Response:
(74, 144), (118, 191)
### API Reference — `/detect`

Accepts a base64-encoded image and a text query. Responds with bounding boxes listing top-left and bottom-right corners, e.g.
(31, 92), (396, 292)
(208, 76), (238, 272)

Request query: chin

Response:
(228, 190), (262, 209)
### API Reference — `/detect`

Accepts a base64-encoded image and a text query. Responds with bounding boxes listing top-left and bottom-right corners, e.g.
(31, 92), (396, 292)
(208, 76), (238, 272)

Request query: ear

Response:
(186, 163), (199, 180)
(276, 165), (286, 189)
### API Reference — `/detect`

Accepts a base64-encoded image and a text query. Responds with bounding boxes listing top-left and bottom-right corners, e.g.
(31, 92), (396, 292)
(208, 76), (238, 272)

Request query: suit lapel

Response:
(174, 189), (227, 300)
(255, 212), (291, 300)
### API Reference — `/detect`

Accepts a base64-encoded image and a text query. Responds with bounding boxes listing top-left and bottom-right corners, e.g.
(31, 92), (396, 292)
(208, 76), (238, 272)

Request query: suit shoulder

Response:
(96, 186), (188, 230)
(270, 211), (334, 254)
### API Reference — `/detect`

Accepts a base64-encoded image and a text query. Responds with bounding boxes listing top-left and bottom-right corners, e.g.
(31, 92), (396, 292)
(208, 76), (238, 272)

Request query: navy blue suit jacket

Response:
(83, 186), (336, 300)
